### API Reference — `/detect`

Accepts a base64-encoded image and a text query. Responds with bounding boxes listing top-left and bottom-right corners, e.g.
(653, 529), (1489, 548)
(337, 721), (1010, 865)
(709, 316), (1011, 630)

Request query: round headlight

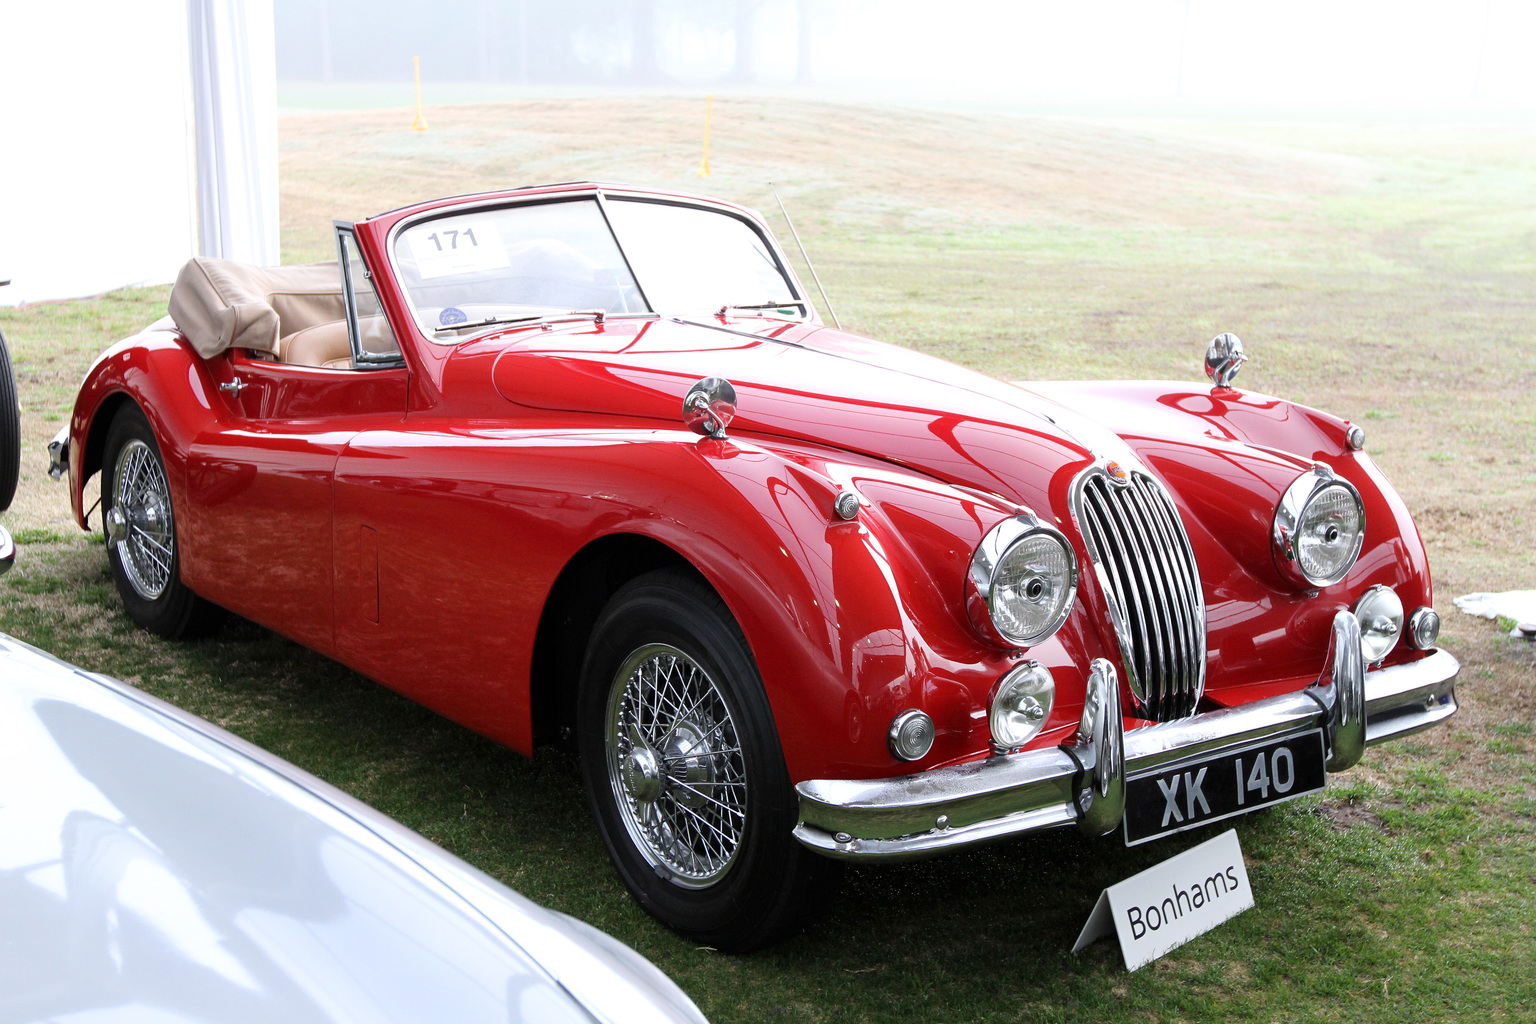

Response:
(967, 515), (1078, 647)
(1407, 606), (1440, 650)
(1273, 466), (1365, 588)
(1354, 584), (1404, 664)
(888, 709), (935, 762)
(989, 661), (1055, 751)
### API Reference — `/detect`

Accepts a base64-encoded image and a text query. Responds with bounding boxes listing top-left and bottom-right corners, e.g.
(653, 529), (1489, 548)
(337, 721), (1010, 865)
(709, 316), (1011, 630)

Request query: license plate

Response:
(1122, 729), (1327, 846)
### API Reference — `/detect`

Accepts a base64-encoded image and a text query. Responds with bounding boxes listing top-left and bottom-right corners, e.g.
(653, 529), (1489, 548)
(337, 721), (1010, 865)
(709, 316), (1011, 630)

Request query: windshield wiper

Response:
(716, 300), (808, 317)
(432, 309), (608, 336)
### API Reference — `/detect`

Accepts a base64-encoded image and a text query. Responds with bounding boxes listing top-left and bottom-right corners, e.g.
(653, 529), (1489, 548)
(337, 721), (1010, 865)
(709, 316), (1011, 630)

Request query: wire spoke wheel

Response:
(110, 439), (175, 600)
(580, 568), (841, 949)
(97, 405), (220, 638)
(605, 643), (747, 887)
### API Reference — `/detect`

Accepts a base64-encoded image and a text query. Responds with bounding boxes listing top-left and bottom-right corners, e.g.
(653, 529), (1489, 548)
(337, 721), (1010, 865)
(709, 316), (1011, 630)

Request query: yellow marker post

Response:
(696, 95), (713, 177)
(411, 56), (428, 132)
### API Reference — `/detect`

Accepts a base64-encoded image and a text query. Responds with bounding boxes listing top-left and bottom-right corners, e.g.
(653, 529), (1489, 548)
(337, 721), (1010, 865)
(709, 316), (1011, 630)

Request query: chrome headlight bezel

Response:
(1272, 465), (1366, 588)
(966, 513), (1079, 648)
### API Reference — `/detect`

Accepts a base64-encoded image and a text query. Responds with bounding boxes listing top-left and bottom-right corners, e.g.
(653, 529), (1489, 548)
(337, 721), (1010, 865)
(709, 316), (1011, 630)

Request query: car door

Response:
(180, 226), (408, 654)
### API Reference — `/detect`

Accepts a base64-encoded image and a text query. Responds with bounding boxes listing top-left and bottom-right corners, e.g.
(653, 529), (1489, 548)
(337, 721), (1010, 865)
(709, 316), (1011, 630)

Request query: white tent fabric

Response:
(0, 2), (196, 305)
(0, 0), (277, 306)
(189, 0), (280, 267)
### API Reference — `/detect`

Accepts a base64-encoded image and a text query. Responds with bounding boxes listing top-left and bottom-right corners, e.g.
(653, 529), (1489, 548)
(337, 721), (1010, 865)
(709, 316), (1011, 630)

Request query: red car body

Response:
(59, 183), (1457, 948)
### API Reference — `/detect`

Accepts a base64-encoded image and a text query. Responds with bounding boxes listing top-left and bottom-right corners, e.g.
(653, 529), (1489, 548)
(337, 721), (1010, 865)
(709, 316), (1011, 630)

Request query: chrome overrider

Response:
(793, 611), (1458, 860)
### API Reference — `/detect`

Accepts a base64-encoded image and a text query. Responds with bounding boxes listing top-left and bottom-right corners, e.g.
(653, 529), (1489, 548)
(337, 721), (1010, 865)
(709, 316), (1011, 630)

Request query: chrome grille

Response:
(1074, 468), (1206, 721)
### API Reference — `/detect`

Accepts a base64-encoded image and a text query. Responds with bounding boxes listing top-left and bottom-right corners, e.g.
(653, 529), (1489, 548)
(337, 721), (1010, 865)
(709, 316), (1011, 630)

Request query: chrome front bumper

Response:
(794, 612), (1459, 860)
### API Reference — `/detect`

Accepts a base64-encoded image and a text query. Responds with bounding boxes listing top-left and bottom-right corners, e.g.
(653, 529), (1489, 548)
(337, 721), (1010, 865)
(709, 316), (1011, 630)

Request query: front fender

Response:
(1028, 379), (1435, 693)
(632, 435), (1108, 783)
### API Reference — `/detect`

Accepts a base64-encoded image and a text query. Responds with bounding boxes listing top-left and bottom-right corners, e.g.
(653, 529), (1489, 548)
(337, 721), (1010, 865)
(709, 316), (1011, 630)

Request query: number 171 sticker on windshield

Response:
(1122, 729), (1327, 846)
(404, 220), (512, 280)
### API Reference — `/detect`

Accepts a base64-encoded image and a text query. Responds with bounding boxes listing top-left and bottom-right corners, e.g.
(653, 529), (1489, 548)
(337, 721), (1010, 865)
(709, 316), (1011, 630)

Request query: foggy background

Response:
(274, 0), (1536, 111)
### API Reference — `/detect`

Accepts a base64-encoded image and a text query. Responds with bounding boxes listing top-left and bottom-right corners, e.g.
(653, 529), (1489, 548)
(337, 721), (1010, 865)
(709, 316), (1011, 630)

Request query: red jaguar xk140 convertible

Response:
(53, 183), (1458, 950)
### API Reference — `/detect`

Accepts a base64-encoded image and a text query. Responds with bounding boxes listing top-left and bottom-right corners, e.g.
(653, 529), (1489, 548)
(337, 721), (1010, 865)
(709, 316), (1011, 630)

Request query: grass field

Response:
(2, 96), (1534, 1022)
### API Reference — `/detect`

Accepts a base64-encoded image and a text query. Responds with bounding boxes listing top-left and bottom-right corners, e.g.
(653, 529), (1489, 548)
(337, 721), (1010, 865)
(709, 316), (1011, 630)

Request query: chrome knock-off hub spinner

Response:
(662, 720), (720, 810)
(623, 745), (663, 805)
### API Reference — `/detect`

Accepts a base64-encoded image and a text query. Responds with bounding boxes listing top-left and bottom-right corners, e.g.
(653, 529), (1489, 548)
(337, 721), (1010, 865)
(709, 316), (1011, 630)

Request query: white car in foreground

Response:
(0, 631), (708, 1024)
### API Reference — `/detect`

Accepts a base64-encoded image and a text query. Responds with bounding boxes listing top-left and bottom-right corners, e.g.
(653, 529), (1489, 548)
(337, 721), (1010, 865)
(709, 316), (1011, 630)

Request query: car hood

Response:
(489, 316), (1109, 512)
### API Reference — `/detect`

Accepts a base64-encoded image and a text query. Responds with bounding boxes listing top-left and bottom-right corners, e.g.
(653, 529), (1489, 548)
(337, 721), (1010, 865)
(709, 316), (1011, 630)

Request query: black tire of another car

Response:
(0, 325), (19, 512)
(101, 405), (223, 638)
(578, 568), (842, 952)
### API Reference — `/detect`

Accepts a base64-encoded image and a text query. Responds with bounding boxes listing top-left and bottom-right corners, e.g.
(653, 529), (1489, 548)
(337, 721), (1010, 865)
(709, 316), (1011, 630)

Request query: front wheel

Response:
(101, 405), (223, 638)
(578, 568), (840, 951)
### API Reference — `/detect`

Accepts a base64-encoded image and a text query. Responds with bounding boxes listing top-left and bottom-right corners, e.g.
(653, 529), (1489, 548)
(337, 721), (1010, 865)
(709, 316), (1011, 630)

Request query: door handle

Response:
(219, 378), (247, 396)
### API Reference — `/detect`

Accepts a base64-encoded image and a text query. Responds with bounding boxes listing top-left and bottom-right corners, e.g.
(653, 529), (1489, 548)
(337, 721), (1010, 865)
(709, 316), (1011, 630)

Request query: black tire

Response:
(101, 405), (223, 638)
(578, 568), (841, 951)
(0, 325), (19, 513)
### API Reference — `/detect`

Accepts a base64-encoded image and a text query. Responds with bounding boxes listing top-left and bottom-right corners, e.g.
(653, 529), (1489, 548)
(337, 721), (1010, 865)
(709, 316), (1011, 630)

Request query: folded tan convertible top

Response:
(168, 258), (345, 358)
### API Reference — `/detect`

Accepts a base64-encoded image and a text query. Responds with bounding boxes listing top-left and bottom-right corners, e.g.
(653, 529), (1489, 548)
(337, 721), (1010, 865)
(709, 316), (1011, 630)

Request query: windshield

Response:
(392, 196), (800, 341)
(603, 199), (797, 315)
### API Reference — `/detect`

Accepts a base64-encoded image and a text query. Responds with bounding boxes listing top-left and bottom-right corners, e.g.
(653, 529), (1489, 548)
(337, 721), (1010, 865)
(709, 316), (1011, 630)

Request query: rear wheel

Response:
(578, 568), (841, 951)
(101, 405), (222, 638)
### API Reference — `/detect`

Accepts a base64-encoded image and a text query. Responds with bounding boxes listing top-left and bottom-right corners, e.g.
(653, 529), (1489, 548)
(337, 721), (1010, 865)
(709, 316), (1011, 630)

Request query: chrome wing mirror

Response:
(682, 377), (737, 440)
(1204, 333), (1246, 389)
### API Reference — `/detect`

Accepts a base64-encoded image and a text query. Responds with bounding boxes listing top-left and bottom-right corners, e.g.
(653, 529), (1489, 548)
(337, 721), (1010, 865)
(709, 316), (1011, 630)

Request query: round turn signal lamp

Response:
(1407, 607), (1440, 650)
(888, 709), (935, 762)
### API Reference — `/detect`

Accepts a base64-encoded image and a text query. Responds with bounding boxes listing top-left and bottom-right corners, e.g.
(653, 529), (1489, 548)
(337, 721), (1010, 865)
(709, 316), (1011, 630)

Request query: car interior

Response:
(168, 257), (397, 369)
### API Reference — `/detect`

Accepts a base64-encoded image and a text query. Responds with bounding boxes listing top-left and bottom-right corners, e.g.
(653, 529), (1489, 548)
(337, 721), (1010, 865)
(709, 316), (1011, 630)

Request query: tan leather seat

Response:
(277, 315), (399, 368)
(278, 320), (352, 367)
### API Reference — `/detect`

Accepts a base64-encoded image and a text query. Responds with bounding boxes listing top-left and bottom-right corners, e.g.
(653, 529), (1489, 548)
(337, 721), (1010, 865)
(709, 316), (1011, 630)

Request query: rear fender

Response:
(68, 330), (224, 529)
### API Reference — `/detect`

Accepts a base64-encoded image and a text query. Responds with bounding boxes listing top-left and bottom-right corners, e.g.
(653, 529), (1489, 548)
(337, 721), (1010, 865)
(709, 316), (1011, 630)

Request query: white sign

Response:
(1072, 829), (1254, 971)
(404, 219), (512, 280)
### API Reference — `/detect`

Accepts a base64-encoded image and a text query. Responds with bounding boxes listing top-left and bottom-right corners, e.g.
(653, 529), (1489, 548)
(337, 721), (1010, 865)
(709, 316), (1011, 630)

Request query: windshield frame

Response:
(382, 187), (812, 346)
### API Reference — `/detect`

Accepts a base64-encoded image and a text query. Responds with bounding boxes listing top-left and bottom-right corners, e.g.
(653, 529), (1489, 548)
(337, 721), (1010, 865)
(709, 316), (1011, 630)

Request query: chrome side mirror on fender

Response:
(682, 377), (737, 440)
(1204, 333), (1246, 389)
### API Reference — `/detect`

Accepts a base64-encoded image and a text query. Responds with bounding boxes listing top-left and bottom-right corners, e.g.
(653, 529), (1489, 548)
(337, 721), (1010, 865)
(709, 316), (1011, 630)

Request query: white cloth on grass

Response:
(1454, 591), (1536, 634)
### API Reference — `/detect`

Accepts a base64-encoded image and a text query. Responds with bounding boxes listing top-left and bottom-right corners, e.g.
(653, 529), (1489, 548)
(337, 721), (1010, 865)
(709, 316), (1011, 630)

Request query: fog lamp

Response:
(1407, 607), (1440, 650)
(1354, 585), (1404, 664)
(989, 661), (1055, 751)
(888, 709), (935, 762)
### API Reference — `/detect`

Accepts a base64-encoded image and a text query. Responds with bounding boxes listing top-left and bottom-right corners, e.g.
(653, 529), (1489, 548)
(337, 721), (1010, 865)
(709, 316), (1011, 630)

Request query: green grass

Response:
(3, 100), (1535, 1021)
(3, 540), (1533, 1023)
